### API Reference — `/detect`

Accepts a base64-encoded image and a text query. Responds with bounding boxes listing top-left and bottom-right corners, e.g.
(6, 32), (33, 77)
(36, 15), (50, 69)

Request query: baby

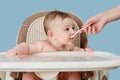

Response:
(6, 11), (93, 80)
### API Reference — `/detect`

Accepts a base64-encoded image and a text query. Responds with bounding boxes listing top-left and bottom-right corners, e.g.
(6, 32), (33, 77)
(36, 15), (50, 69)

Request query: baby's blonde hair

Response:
(44, 10), (72, 34)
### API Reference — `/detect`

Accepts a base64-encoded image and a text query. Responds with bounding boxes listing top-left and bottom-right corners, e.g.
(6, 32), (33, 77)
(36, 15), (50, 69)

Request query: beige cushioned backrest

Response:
(26, 16), (81, 47)
(26, 16), (47, 42)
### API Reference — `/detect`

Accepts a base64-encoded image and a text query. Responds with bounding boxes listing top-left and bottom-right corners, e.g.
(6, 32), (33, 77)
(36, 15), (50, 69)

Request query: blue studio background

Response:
(0, 0), (120, 80)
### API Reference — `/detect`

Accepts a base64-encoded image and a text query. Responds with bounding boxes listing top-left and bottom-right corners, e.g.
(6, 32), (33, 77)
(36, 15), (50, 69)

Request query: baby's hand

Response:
(5, 49), (22, 57)
(81, 48), (94, 53)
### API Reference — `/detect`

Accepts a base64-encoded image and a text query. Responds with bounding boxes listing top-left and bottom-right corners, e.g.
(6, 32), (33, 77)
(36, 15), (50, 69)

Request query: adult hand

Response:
(81, 14), (107, 34)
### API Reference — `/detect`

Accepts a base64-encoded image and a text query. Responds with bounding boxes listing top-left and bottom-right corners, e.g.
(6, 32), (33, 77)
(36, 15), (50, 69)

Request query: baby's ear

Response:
(47, 30), (55, 39)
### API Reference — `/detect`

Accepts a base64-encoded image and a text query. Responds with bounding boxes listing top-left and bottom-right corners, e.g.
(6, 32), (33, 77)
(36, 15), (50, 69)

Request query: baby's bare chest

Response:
(42, 45), (57, 52)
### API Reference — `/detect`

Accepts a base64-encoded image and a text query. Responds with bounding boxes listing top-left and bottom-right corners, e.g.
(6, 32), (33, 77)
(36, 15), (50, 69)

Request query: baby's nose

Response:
(71, 30), (75, 34)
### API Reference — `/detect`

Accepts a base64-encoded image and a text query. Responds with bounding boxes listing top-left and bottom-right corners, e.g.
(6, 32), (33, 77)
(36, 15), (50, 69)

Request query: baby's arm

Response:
(73, 46), (93, 53)
(6, 41), (44, 56)
(6, 42), (29, 56)
(6, 42), (31, 56)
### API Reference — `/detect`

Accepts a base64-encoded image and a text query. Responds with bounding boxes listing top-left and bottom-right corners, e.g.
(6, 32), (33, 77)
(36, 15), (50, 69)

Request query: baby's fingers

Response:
(5, 49), (22, 57)
(85, 48), (94, 53)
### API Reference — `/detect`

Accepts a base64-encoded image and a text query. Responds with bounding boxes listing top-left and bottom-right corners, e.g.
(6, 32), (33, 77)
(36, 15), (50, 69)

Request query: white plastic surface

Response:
(0, 51), (120, 71)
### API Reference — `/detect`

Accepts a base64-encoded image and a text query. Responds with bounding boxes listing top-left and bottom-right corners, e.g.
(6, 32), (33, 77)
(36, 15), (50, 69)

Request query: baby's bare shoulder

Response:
(36, 40), (57, 51)
(35, 40), (51, 46)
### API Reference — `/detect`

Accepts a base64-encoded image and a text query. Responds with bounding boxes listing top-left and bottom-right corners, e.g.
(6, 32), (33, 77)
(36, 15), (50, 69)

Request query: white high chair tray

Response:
(0, 51), (120, 71)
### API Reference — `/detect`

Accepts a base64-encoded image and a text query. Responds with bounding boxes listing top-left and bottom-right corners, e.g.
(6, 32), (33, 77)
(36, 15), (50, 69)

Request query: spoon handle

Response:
(70, 23), (92, 38)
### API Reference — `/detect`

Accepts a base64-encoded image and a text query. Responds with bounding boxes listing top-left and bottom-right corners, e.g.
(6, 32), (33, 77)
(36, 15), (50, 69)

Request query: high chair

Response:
(0, 11), (110, 80)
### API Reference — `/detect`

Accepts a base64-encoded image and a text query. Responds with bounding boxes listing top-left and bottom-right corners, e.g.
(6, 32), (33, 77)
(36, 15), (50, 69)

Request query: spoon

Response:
(70, 23), (91, 38)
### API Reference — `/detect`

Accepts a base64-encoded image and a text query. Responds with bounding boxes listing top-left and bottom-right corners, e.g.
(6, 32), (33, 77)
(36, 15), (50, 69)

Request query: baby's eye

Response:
(72, 26), (76, 31)
(65, 28), (69, 31)
(72, 27), (75, 30)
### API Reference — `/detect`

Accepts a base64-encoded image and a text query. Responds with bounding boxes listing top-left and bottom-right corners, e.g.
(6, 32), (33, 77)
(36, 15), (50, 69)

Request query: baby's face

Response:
(50, 17), (77, 45)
